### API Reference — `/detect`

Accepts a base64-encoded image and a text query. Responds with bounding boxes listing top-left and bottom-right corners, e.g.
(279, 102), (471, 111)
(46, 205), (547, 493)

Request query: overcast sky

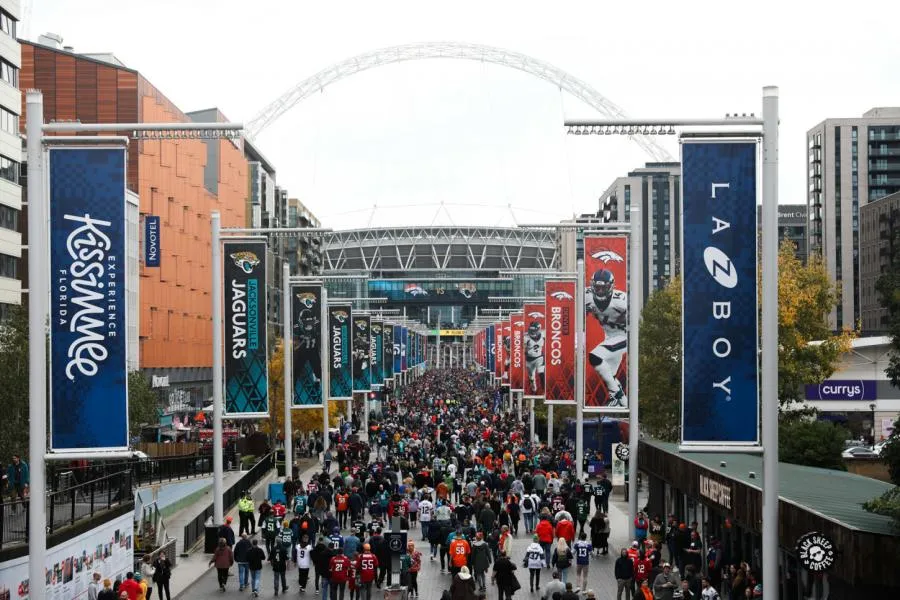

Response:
(30, 0), (900, 229)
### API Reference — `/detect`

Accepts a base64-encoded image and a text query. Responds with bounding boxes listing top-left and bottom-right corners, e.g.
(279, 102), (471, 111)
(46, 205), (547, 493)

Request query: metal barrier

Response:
(182, 453), (274, 552)
(0, 470), (133, 549)
(134, 537), (178, 573)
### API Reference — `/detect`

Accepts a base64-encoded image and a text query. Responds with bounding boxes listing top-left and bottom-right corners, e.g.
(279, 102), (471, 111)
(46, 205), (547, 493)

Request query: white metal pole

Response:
(282, 262), (292, 479)
(575, 259), (585, 481)
(321, 289), (330, 455)
(628, 207), (642, 524)
(26, 90), (47, 600)
(211, 212), (224, 525)
(761, 85), (780, 600)
(517, 392), (523, 422)
(547, 405), (554, 448)
(529, 398), (535, 445)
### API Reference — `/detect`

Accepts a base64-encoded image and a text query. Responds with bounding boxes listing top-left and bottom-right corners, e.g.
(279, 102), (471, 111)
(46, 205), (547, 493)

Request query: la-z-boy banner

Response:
(523, 303), (545, 399)
(681, 140), (759, 446)
(224, 239), (269, 417)
(545, 279), (577, 405)
(583, 235), (629, 411)
(49, 147), (129, 451)
(510, 312), (525, 392)
(329, 303), (353, 399)
(291, 284), (323, 407)
(352, 315), (371, 392)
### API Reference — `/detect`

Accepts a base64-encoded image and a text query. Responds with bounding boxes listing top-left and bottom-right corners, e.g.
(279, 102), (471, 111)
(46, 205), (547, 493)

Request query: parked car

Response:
(842, 446), (878, 459)
(874, 440), (888, 456)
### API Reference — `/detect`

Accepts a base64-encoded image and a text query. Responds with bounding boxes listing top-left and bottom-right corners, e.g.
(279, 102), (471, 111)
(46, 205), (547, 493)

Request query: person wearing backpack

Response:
(551, 538), (573, 584)
(521, 494), (536, 534)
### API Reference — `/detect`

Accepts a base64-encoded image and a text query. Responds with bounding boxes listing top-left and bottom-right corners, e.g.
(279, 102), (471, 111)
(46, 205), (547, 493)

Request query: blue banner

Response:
(487, 325), (496, 374)
(329, 303), (353, 399)
(49, 147), (128, 451)
(681, 141), (759, 446)
(371, 320), (383, 387)
(291, 283), (323, 407)
(400, 327), (408, 372)
(383, 323), (395, 381)
(392, 325), (401, 377)
(352, 315), (371, 392)
(144, 215), (160, 267)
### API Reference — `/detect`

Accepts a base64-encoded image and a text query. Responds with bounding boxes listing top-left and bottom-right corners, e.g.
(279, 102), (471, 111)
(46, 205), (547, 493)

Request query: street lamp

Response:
(870, 402), (877, 446)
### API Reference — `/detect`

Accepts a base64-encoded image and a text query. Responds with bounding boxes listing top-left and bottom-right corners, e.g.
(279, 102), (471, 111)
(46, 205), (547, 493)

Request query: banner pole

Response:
(26, 89), (48, 600)
(761, 85), (780, 600)
(529, 398), (535, 445)
(211, 211), (224, 525)
(628, 206), (642, 526)
(283, 262), (292, 479)
(575, 259), (585, 481)
(321, 289), (330, 456)
(547, 405), (554, 448)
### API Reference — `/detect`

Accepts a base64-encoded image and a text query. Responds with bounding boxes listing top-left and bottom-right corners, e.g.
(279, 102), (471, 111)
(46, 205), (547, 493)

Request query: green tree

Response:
(863, 418), (900, 529)
(128, 371), (159, 439)
(875, 216), (900, 386)
(778, 419), (848, 470)
(0, 305), (29, 462)
(638, 276), (681, 442)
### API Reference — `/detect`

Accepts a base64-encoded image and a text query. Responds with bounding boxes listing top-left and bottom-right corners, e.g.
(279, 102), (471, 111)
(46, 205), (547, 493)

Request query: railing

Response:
(182, 453), (274, 552)
(0, 470), (133, 550)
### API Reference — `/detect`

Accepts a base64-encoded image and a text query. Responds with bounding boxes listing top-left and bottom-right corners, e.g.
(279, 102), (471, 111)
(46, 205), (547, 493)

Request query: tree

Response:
(864, 418), (900, 529)
(262, 341), (342, 442)
(638, 276), (681, 442)
(778, 419), (848, 470)
(0, 305), (29, 462)
(875, 215), (900, 387)
(127, 371), (159, 439)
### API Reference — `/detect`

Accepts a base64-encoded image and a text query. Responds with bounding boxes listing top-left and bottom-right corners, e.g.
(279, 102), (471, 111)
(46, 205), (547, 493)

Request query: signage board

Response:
(291, 283), (323, 407)
(523, 303), (545, 399)
(144, 215), (160, 267)
(328, 303), (353, 400)
(804, 379), (877, 401)
(545, 279), (577, 405)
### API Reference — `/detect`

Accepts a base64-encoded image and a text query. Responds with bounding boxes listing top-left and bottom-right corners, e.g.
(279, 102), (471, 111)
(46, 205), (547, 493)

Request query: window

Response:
(0, 107), (17, 135)
(0, 204), (16, 230)
(0, 301), (12, 323)
(0, 252), (16, 278)
(0, 155), (18, 183)
(0, 11), (15, 39)
(0, 59), (17, 88)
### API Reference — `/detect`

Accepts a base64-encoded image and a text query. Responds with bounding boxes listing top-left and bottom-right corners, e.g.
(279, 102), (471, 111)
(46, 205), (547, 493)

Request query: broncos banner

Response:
(223, 239), (269, 417)
(583, 235), (629, 412)
(352, 315), (371, 392)
(510, 312), (525, 392)
(383, 323), (395, 382)
(522, 303), (545, 399)
(545, 279), (577, 405)
(328, 303), (353, 399)
(501, 320), (511, 387)
(291, 283), (323, 407)
(371, 320), (383, 387)
(681, 141), (759, 446)
(49, 147), (129, 451)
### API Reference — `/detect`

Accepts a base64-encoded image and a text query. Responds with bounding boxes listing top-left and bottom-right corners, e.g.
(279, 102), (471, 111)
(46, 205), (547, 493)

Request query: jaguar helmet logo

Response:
(355, 319), (368, 331)
(371, 324), (382, 334)
(457, 283), (477, 299)
(550, 291), (573, 301)
(230, 251), (260, 274)
(332, 310), (349, 324)
(296, 292), (317, 308)
(591, 249), (624, 263)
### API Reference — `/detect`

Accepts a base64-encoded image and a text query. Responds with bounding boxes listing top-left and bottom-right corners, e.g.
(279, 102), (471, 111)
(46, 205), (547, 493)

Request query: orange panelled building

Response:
(21, 42), (247, 397)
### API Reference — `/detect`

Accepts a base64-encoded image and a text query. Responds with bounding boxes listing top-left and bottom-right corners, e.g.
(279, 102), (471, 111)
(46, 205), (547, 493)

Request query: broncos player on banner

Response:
(525, 321), (544, 393)
(585, 269), (628, 407)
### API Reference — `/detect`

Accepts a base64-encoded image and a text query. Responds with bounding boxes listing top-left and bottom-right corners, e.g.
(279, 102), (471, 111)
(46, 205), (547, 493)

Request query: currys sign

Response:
(50, 147), (129, 451)
(681, 141), (759, 447)
(805, 379), (877, 401)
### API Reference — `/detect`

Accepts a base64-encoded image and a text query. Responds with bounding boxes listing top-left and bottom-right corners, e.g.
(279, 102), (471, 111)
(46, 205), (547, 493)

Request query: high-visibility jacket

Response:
(238, 498), (255, 513)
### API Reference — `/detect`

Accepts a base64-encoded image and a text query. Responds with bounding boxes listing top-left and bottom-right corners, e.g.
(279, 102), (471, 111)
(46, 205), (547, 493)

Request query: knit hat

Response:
(533, 534), (539, 542)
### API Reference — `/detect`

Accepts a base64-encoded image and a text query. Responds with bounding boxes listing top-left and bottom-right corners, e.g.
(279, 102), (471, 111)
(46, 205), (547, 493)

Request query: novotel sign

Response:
(805, 379), (877, 401)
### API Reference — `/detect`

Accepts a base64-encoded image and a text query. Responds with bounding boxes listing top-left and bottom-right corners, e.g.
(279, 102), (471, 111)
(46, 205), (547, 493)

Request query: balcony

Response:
(868, 177), (900, 186)
(868, 161), (900, 172)
(869, 132), (900, 142)
(868, 147), (900, 157)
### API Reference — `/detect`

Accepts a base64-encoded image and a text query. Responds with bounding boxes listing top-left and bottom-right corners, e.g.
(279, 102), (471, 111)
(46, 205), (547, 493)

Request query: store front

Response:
(639, 439), (899, 599)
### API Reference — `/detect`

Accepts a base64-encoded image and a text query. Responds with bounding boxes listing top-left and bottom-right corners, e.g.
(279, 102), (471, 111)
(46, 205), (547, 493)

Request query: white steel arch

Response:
(247, 41), (674, 162)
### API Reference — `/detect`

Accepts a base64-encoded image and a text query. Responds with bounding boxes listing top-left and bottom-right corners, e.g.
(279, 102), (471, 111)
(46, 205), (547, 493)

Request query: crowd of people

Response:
(203, 367), (762, 600)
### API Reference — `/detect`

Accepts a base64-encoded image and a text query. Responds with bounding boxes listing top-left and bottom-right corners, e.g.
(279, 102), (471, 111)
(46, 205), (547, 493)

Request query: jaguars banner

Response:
(328, 303), (353, 399)
(400, 326), (408, 372)
(522, 303), (545, 399)
(681, 140), (759, 446)
(510, 312), (525, 392)
(583, 235), (629, 412)
(223, 239), (269, 417)
(49, 147), (129, 451)
(352, 315), (371, 392)
(291, 284), (323, 407)
(392, 325), (401, 378)
(545, 279), (577, 405)
(371, 320), (383, 388)
(383, 323), (395, 382)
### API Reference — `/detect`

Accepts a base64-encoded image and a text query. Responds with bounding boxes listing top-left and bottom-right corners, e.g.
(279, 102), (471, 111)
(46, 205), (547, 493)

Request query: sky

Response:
(29, 0), (900, 230)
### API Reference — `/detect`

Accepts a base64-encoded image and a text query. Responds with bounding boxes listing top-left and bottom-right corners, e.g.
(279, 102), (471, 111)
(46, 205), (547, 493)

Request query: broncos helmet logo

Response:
(591, 249), (624, 263)
(230, 251), (260, 274)
(297, 292), (317, 308)
(550, 291), (574, 301)
(404, 284), (428, 296)
(527, 311), (544, 319)
(332, 310), (348, 324)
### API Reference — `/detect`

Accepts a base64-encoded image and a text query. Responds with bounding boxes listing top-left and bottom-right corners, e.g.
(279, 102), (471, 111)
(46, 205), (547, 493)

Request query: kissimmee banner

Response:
(328, 303), (353, 399)
(545, 279), (577, 405)
(392, 325), (401, 376)
(49, 147), (129, 451)
(291, 283), (323, 407)
(223, 239), (269, 418)
(371, 320), (383, 387)
(510, 312), (525, 392)
(400, 326), (408, 372)
(352, 315), (371, 392)
(583, 235), (629, 412)
(383, 323), (395, 382)
(522, 303), (545, 399)
(681, 140), (760, 446)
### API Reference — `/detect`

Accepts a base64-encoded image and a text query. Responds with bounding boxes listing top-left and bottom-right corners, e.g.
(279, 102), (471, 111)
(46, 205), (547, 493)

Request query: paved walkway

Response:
(174, 464), (649, 600)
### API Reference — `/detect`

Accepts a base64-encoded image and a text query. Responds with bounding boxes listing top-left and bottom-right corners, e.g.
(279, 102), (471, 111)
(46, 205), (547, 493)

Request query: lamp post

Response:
(870, 402), (877, 446)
